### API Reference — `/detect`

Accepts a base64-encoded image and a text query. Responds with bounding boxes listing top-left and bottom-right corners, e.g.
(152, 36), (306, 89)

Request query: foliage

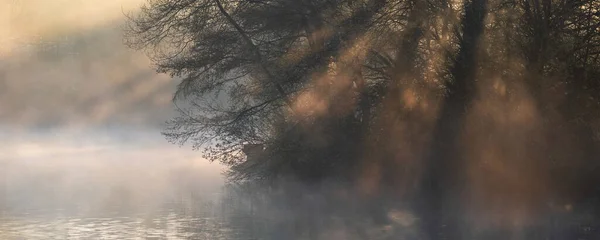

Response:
(127, 0), (600, 238)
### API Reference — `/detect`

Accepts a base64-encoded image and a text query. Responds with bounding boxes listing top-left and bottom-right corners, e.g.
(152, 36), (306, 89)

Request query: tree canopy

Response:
(126, 0), (600, 239)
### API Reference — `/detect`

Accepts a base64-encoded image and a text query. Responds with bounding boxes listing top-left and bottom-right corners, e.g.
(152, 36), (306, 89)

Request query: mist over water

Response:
(3, 128), (222, 212)
(0, 127), (228, 239)
(0, 0), (232, 239)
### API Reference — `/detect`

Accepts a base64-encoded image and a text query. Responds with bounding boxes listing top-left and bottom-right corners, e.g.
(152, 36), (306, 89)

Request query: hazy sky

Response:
(0, 0), (178, 128)
(0, 0), (224, 212)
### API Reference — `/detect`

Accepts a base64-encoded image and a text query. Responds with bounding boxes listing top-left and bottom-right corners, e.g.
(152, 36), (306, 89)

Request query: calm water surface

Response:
(0, 206), (250, 240)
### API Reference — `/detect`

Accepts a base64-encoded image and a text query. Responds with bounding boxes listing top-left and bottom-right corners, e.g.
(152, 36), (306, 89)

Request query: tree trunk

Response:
(415, 0), (488, 239)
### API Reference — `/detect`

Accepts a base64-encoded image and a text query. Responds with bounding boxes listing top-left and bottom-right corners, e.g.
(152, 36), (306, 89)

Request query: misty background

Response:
(0, 0), (224, 218)
(2, 0), (600, 239)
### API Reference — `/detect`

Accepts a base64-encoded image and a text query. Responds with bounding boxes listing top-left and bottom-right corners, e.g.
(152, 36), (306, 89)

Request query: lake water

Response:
(0, 204), (254, 240)
(1, 128), (237, 239)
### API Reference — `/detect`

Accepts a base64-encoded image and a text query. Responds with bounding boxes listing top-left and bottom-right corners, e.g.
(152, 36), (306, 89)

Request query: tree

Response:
(125, 0), (386, 166)
(127, 0), (600, 239)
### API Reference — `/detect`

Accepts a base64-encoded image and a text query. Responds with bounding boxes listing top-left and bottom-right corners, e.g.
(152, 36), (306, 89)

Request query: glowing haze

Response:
(0, 0), (224, 214)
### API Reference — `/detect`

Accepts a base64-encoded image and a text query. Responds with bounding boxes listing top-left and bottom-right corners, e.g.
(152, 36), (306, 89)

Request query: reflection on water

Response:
(1, 129), (233, 239)
(0, 205), (251, 240)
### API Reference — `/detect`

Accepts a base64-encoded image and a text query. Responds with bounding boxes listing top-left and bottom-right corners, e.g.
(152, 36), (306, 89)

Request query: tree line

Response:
(126, 0), (600, 239)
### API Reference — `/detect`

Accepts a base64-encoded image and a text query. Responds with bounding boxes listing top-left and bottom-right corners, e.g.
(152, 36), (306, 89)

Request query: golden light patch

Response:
(387, 209), (417, 227)
(290, 35), (372, 120)
(402, 88), (418, 110)
(293, 90), (329, 118)
(492, 78), (507, 96)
